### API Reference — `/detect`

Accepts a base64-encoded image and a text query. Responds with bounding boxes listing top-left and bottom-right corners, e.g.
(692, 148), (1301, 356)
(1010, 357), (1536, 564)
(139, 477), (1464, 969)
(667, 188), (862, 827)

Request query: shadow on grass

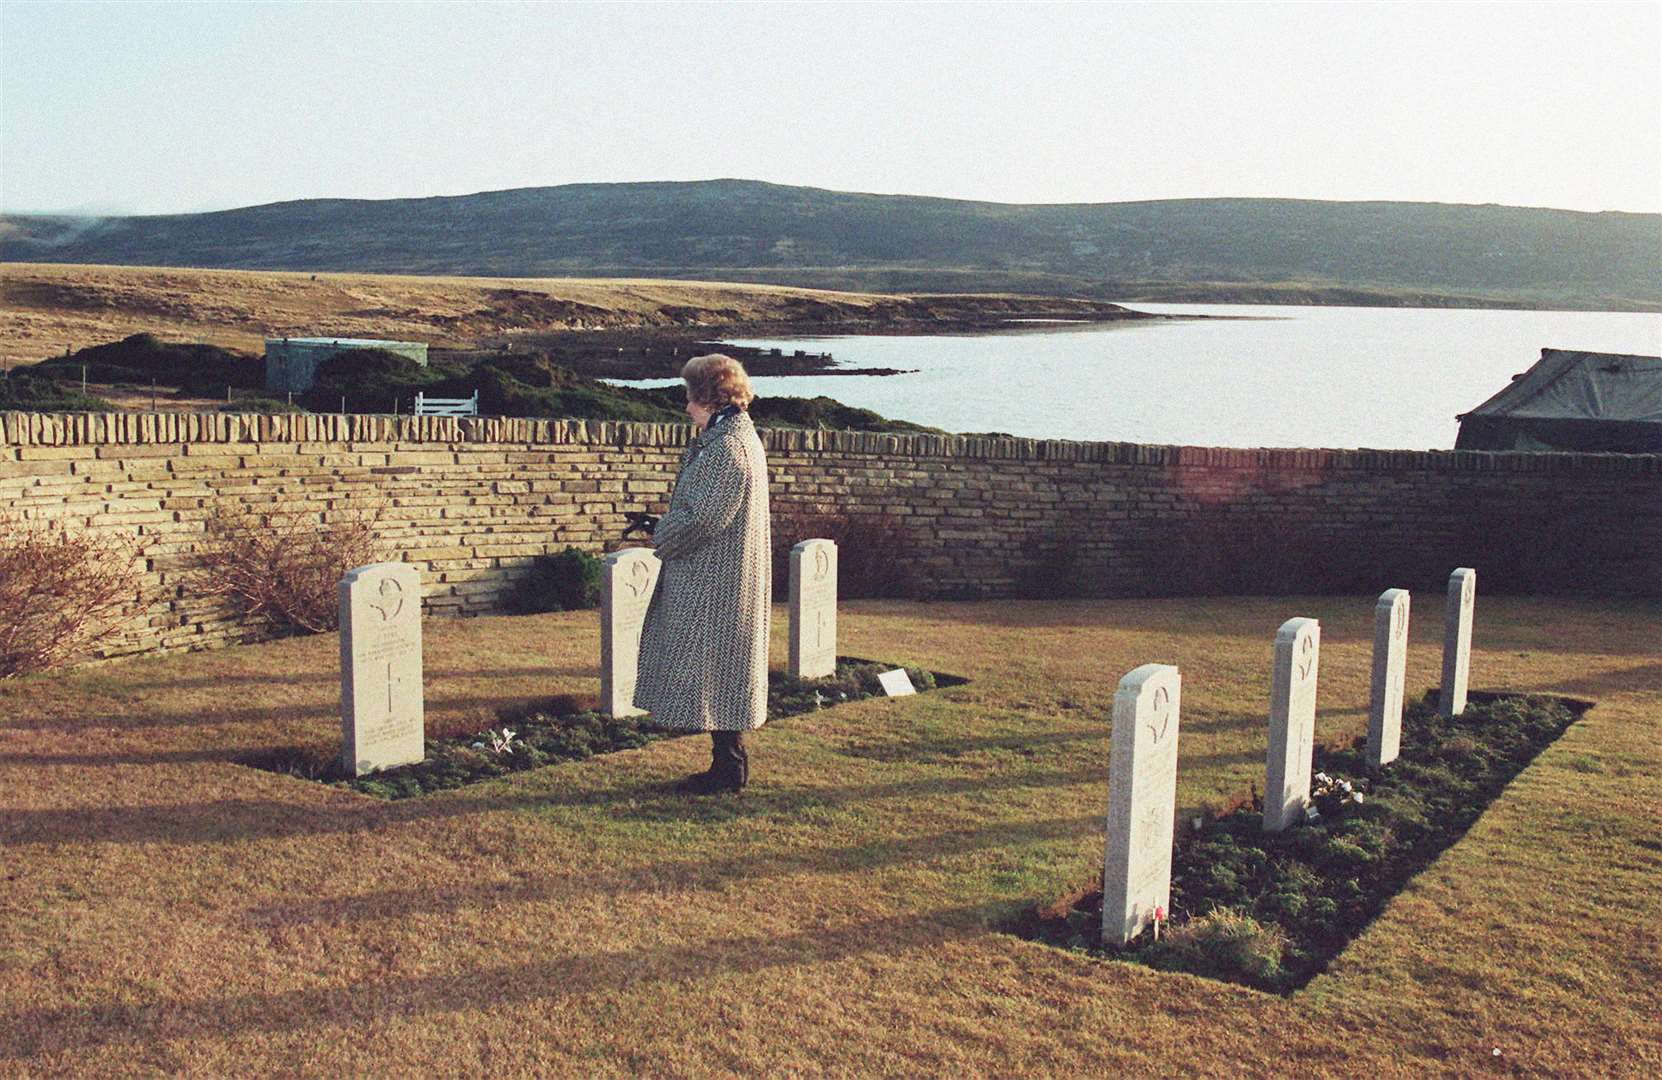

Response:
(1522, 662), (1662, 699)
(0, 688), (585, 735)
(0, 758), (1108, 848)
(0, 747), (243, 767)
(837, 726), (1102, 762)
(51, 665), (594, 694)
(240, 813), (1103, 925)
(0, 899), (1011, 1060)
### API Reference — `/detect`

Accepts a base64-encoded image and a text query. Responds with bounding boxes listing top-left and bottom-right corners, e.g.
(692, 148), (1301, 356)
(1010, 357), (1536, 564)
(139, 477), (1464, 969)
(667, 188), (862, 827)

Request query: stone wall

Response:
(3, 410), (1658, 660)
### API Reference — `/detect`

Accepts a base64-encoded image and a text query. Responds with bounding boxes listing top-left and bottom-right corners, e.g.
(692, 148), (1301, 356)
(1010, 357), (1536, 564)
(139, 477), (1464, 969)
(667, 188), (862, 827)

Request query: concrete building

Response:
(264, 337), (429, 393)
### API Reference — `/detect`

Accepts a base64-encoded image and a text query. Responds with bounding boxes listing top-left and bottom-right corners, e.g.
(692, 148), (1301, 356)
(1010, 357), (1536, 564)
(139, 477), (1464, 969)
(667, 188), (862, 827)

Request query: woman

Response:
(634, 354), (772, 793)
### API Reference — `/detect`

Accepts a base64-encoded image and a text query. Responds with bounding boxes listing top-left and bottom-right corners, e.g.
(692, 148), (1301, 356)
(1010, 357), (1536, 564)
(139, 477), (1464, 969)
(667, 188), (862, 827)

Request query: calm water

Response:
(617, 304), (1662, 450)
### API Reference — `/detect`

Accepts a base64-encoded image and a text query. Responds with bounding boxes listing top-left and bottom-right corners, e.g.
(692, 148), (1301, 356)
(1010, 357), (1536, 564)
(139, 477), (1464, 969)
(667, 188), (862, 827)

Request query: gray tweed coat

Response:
(633, 409), (772, 731)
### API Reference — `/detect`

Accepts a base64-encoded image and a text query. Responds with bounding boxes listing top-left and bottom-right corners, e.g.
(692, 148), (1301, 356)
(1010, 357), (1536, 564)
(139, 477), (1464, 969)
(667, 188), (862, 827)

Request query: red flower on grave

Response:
(1153, 905), (1166, 924)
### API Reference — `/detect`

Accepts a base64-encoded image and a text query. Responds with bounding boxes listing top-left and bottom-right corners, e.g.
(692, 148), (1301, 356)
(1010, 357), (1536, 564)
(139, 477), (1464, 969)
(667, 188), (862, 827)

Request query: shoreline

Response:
(490, 307), (1201, 379)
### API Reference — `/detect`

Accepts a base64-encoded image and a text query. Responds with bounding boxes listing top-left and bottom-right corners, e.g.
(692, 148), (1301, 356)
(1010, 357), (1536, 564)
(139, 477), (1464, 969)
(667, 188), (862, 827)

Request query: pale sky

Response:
(1, 0), (1658, 216)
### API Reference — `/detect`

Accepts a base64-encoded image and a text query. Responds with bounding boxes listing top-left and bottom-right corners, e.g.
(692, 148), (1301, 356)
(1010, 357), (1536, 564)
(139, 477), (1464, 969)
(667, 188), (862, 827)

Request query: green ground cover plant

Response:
(242, 658), (953, 798)
(0, 367), (113, 411)
(10, 329), (937, 431)
(1016, 692), (1591, 992)
(505, 546), (605, 614)
(34, 332), (263, 396)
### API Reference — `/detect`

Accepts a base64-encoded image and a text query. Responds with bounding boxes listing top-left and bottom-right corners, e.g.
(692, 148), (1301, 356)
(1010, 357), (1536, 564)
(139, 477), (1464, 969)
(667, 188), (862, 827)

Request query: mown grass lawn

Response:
(1, 595), (1657, 1076)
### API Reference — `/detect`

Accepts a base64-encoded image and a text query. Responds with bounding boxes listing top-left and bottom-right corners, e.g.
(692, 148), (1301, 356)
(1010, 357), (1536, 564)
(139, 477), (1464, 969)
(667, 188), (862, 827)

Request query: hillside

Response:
(0, 263), (1149, 369)
(4, 180), (1657, 311)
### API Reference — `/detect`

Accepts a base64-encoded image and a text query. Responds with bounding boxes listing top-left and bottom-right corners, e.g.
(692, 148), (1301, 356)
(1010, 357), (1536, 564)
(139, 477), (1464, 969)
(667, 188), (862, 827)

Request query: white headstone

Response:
(788, 538), (838, 679)
(339, 562), (425, 776)
(1439, 568), (1476, 717)
(602, 547), (661, 718)
(1264, 617), (1320, 832)
(877, 668), (916, 696)
(1102, 663), (1182, 947)
(1367, 589), (1411, 767)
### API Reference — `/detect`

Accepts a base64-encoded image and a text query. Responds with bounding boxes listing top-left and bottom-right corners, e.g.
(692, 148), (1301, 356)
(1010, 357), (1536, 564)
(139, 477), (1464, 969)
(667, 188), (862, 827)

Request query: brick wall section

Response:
(3, 410), (1658, 660)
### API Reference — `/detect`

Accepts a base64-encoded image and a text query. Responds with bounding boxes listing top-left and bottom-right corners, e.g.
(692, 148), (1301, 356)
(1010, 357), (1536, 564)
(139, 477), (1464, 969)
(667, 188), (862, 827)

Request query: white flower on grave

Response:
(1352, 792), (1365, 804)
(471, 741), (486, 750)
(838, 692), (847, 699)
(814, 691), (826, 710)
(1315, 772), (1332, 784)
(1305, 806), (1324, 824)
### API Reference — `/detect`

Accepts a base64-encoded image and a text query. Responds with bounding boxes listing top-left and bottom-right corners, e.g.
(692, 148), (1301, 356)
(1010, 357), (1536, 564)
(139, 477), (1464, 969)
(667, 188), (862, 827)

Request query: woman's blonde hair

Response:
(681, 353), (755, 410)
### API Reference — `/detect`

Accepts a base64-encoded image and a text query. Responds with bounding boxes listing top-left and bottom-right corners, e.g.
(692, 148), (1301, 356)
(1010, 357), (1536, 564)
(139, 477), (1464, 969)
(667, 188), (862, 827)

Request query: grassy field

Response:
(0, 263), (1146, 371)
(0, 262), (912, 369)
(0, 595), (1657, 1075)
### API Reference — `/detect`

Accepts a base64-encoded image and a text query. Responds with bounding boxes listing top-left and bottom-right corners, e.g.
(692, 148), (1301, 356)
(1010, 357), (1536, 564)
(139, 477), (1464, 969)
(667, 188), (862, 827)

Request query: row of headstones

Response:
(1103, 567), (1477, 946)
(337, 540), (846, 777)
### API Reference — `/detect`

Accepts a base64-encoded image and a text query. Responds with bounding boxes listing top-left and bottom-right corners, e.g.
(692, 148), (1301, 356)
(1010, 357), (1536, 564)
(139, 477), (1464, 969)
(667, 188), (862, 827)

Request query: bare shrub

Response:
(770, 503), (919, 599)
(194, 501), (384, 634)
(0, 517), (151, 677)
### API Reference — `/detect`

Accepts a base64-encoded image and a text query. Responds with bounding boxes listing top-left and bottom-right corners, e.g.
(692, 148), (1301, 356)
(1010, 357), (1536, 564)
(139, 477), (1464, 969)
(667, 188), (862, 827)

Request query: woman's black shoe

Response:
(675, 731), (748, 794)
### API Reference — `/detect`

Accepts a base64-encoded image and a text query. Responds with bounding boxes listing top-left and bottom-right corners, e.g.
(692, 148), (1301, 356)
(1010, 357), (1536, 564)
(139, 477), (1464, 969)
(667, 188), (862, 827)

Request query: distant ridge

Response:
(3, 179), (1658, 310)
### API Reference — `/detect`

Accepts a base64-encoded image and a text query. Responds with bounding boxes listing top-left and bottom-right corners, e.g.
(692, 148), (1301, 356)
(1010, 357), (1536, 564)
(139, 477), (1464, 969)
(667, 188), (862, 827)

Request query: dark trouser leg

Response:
(711, 730), (748, 789)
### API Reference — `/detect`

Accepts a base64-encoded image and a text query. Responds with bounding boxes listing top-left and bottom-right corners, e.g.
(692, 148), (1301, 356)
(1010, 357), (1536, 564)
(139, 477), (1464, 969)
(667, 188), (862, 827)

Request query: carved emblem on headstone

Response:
(1145, 685), (1171, 743)
(368, 577), (404, 622)
(813, 547), (830, 582)
(626, 558), (652, 598)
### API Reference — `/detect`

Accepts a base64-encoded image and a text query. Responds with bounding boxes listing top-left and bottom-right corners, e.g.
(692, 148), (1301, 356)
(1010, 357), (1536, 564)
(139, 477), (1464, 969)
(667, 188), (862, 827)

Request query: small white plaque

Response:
(877, 669), (916, 697)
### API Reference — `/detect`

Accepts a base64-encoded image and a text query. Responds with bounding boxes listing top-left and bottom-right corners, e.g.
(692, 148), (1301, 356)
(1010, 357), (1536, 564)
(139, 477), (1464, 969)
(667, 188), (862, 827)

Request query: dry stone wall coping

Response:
(5, 410), (1660, 474)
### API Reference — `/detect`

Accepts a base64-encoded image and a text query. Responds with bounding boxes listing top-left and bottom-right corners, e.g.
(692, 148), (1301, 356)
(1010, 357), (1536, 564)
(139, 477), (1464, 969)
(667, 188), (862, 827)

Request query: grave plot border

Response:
(236, 657), (969, 799)
(1010, 689), (1594, 994)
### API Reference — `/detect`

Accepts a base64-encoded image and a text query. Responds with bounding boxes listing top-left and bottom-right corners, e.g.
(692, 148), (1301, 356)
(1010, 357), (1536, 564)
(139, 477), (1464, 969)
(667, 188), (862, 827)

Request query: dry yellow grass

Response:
(0, 595), (1657, 1076)
(0, 262), (916, 368)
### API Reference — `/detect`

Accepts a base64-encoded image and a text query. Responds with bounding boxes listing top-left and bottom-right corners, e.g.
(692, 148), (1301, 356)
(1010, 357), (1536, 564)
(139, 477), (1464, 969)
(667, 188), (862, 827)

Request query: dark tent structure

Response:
(1455, 348), (1662, 453)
